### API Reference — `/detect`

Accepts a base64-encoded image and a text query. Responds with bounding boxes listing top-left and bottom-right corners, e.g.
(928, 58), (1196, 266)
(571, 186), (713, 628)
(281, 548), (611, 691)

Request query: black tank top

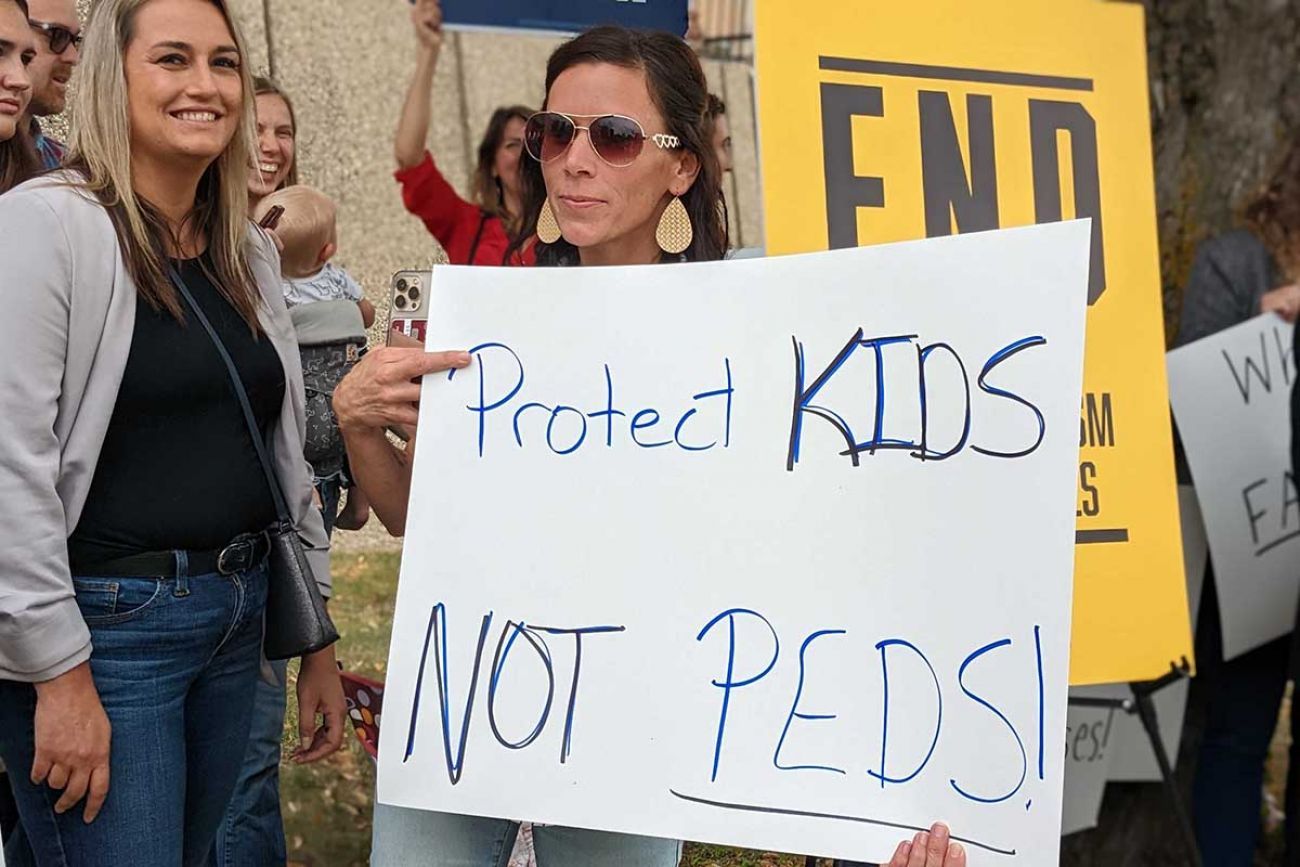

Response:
(68, 254), (286, 566)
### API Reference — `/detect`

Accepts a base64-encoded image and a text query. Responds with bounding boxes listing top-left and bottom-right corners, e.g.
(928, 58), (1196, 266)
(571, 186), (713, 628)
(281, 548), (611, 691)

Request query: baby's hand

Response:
(261, 226), (285, 254)
(358, 298), (377, 329)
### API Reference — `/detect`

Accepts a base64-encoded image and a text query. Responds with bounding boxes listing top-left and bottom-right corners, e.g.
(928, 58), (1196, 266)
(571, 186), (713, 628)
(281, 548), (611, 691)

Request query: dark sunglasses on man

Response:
(29, 20), (82, 54)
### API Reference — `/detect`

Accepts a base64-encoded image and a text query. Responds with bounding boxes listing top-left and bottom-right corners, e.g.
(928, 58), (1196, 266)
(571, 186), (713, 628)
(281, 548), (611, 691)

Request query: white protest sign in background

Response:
(1060, 696), (1120, 835)
(377, 222), (1091, 864)
(1168, 315), (1298, 660)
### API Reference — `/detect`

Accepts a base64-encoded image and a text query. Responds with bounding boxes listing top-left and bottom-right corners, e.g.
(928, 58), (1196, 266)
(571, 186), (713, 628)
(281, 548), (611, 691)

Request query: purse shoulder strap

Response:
(167, 265), (292, 524)
(467, 210), (489, 264)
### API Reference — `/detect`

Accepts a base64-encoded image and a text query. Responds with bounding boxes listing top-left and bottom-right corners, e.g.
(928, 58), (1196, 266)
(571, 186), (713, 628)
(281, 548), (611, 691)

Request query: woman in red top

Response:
(394, 0), (533, 266)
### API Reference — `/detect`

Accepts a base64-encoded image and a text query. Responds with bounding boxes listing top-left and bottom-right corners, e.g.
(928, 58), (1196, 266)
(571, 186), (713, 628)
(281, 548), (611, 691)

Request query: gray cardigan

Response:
(0, 174), (332, 683)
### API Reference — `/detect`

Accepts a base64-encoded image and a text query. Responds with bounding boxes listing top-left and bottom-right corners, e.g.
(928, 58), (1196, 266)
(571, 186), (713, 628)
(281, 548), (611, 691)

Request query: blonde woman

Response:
(0, 0), (345, 863)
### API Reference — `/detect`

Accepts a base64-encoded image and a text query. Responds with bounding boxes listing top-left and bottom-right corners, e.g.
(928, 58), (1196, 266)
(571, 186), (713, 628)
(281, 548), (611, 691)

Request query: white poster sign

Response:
(1060, 694), (1121, 835)
(378, 223), (1091, 864)
(1167, 315), (1299, 660)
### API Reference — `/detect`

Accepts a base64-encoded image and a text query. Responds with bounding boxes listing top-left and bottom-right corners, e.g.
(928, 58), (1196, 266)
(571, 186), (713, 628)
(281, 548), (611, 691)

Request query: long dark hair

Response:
(1245, 139), (1300, 279)
(0, 0), (38, 193)
(509, 26), (728, 266)
(473, 104), (531, 230)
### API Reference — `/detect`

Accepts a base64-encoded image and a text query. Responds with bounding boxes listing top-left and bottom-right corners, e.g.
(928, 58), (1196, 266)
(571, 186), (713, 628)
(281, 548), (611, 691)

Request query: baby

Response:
(254, 186), (372, 534)
(255, 185), (377, 327)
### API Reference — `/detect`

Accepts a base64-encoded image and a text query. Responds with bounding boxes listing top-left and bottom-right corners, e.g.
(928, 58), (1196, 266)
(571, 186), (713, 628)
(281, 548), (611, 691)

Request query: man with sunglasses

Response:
(24, 0), (79, 169)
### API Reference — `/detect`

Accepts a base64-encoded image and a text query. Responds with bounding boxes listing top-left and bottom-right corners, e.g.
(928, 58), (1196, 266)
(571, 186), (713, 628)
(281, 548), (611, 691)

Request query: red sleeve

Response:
(394, 151), (482, 262)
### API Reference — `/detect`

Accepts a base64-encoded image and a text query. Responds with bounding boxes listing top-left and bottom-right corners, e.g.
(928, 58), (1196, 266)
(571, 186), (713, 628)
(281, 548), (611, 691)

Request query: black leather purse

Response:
(169, 267), (340, 660)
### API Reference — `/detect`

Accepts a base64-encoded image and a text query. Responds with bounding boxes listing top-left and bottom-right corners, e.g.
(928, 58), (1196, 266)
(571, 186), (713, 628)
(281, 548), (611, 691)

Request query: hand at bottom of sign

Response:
(888, 822), (965, 867)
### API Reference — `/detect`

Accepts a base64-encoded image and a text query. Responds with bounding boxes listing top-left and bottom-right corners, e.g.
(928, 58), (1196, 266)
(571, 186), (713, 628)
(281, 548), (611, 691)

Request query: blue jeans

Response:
(0, 560), (268, 867)
(371, 803), (682, 867)
(210, 488), (340, 866)
(208, 660), (288, 867)
(1192, 562), (1291, 866)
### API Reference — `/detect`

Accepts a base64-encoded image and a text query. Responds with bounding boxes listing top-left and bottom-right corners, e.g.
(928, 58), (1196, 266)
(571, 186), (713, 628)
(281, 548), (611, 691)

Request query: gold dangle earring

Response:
(537, 197), (563, 244)
(656, 195), (693, 255)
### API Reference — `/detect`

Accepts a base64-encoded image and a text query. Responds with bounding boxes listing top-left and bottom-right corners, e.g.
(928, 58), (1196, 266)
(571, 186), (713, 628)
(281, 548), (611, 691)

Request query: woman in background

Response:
(0, 0), (37, 193)
(1179, 138), (1300, 866)
(393, 0), (533, 265)
(247, 75), (296, 211)
(0, 0), (36, 843)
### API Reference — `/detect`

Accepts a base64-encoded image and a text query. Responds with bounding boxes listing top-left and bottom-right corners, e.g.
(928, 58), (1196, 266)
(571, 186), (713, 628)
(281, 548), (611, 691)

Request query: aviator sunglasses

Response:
(524, 111), (681, 168)
(29, 20), (83, 54)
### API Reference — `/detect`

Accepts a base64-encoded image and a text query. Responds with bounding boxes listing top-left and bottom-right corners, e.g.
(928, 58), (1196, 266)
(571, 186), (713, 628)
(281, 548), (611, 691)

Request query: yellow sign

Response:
(755, 0), (1191, 685)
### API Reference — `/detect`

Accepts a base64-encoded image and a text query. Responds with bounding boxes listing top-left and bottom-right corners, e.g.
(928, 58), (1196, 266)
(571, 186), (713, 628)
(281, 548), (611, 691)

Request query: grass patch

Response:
(280, 551), (397, 867)
(683, 848), (811, 867)
(279, 551), (825, 866)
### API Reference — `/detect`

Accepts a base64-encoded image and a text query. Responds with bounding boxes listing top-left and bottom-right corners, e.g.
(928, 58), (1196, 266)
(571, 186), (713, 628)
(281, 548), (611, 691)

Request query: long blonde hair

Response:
(65, 0), (261, 328)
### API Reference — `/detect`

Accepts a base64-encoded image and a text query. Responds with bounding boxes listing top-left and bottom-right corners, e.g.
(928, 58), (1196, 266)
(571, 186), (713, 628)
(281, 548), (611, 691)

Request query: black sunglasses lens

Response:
(525, 113), (576, 163)
(523, 116), (546, 161)
(48, 27), (71, 52)
(590, 116), (644, 166)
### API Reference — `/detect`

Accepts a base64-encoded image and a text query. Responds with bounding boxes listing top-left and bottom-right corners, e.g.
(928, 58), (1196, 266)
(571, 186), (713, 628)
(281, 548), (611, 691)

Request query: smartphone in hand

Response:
(387, 269), (430, 345)
(258, 204), (285, 230)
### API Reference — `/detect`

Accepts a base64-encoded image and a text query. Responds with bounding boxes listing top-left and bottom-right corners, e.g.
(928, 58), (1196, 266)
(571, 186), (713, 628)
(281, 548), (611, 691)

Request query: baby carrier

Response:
(289, 300), (367, 483)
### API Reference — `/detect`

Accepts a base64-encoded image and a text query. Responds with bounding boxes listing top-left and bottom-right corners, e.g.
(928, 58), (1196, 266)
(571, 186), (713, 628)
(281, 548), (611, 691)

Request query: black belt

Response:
(72, 531), (271, 579)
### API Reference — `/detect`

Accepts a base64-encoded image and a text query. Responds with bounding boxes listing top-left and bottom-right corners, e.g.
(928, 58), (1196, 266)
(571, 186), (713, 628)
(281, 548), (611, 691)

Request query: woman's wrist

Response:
(35, 660), (95, 695)
(415, 41), (440, 68)
(338, 412), (390, 441)
(333, 380), (375, 437)
(300, 644), (337, 669)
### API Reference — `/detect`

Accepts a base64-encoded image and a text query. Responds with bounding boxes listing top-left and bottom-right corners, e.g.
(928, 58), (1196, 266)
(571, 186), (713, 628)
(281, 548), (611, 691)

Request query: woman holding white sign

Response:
(336, 25), (967, 867)
(1177, 143), (1300, 866)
